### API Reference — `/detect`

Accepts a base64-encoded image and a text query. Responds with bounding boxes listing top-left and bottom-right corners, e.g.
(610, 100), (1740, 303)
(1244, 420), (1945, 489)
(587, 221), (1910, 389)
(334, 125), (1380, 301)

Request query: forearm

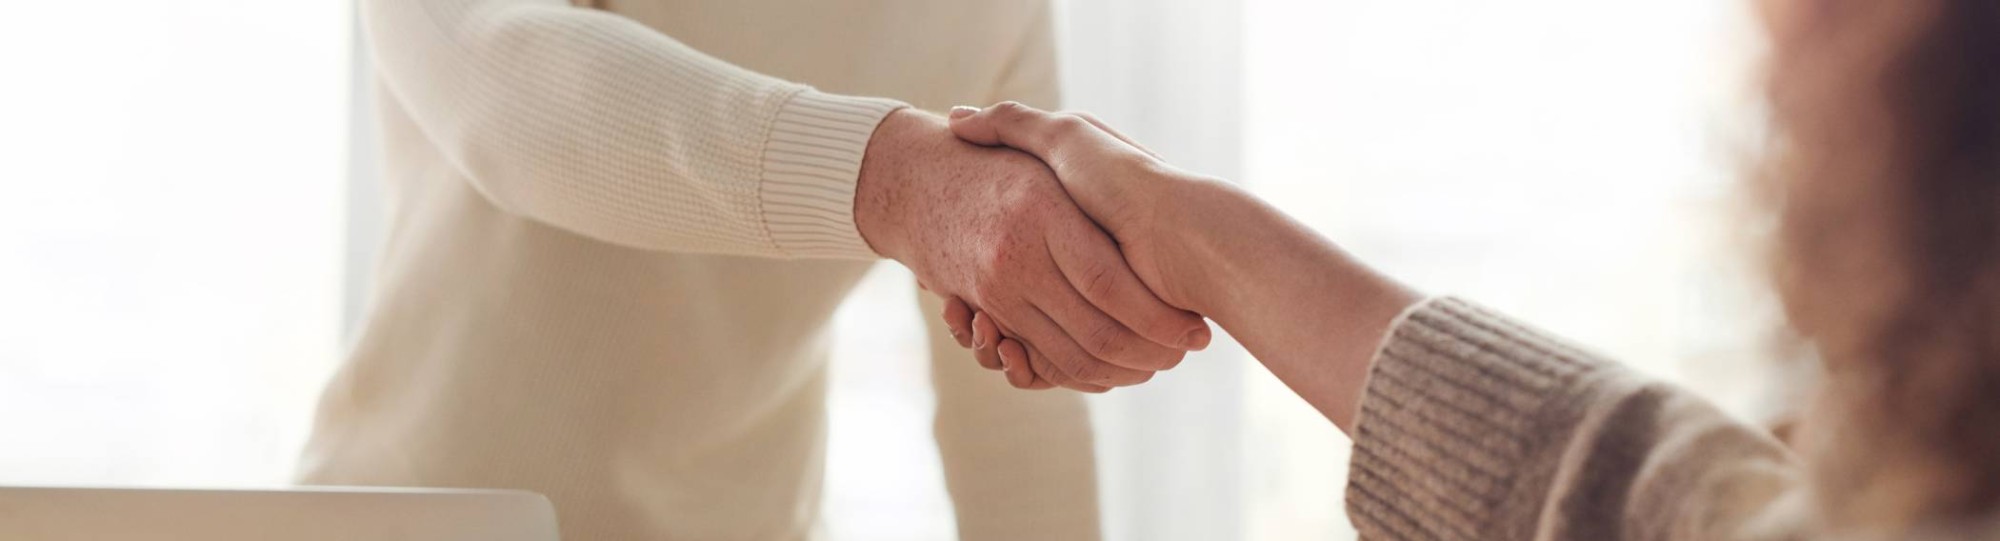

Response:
(940, 101), (1806, 538)
(1160, 179), (1421, 432)
(1161, 183), (1807, 538)
(366, 0), (903, 257)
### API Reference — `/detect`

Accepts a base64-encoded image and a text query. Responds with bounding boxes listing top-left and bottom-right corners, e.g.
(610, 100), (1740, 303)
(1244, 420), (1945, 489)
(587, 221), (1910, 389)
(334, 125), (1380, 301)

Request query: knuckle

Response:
(1026, 357), (1062, 386)
(973, 289), (1009, 313)
(1144, 316), (1190, 344)
(1096, 365), (1149, 388)
(1050, 115), (1092, 140)
(1069, 360), (1125, 387)
(1053, 114), (1091, 132)
(991, 101), (1029, 120)
(974, 244), (1020, 281)
(966, 275), (1005, 304)
(1081, 321), (1128, 360)
(1079, 263), (1119, 301)
(1073, 365), (1113, 387)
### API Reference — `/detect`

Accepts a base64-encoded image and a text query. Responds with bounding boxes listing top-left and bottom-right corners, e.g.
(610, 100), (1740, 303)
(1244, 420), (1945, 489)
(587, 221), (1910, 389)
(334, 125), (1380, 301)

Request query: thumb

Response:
(946, 102), (1072, 163)
(946, 105), (999, 145)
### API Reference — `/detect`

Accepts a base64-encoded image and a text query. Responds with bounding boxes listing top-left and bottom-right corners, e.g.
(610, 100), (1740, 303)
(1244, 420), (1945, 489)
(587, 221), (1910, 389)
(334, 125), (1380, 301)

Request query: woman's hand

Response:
(936, 103), (1420, 429)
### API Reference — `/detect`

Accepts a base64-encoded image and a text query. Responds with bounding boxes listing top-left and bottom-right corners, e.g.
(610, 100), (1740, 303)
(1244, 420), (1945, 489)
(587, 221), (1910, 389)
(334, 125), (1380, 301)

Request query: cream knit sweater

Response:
(299, 1), (1097, 539)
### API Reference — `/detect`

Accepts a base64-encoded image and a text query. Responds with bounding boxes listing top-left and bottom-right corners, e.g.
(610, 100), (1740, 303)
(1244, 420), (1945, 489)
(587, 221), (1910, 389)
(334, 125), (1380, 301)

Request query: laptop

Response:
(0, 485), (558, 540)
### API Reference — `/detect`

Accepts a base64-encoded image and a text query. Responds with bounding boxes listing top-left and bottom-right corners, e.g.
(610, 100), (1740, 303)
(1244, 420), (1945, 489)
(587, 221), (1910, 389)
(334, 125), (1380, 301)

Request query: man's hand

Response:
(946, 103), (1226, 311)
(854, 109), (1210, 392)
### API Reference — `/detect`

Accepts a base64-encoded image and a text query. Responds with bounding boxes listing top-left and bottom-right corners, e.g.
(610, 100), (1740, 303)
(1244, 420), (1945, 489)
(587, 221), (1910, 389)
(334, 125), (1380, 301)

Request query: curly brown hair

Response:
(1762, 0), (2000, 532)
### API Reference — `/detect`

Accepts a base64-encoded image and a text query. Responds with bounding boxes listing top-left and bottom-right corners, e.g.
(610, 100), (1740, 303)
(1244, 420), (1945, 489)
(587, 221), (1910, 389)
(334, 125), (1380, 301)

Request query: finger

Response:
(986, 303), (1075, 388)
(1031, 250), (1193, 370)
(985, 318), (1058, 389)
(1007, 338), (1105, 393)
(941, 296), (974, 348)
(1071, 112), (1162, 160)
(996, 338), (1038, 389)
(947, 101), (1098, 163)
(996, 300), (1155, 388)
(970, 310), (1003, 371)
(1047, 222), (1211, 353)
(1027, 341), (1110, 393)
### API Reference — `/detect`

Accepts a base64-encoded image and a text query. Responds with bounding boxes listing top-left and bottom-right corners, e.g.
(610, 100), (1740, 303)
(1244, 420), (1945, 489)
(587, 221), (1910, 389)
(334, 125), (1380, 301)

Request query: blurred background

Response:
(0, 0), (1772, 539)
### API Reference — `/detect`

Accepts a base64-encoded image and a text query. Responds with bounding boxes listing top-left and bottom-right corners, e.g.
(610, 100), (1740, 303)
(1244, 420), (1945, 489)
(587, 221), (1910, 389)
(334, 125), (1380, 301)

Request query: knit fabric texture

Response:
(363, 0), (903, 259)
(303, 1), (1102, 540)
(1348, 297), (1807, 540)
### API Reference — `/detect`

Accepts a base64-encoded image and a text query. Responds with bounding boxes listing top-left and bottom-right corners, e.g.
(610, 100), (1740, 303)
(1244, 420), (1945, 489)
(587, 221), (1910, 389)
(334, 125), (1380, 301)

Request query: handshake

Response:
(854, 102), (1232, 392)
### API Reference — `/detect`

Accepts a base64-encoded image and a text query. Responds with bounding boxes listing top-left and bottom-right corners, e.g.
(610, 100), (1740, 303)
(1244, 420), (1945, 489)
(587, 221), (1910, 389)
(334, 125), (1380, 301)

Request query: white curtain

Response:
(1064, 0), (1767, 539)
(0, 1), (350, 487)
(1055, 1), (1252, 540)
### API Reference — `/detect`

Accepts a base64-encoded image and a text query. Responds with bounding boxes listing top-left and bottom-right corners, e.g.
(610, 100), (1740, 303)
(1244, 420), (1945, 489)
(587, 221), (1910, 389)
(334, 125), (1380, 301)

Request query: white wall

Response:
(1235, 0), (1767, 537)
(1055, 1), (1250, 540)
(0, 1), (351, 487)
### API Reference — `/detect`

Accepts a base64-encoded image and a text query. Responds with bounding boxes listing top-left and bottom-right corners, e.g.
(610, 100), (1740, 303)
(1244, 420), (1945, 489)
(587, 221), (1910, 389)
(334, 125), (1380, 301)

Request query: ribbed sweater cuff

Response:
(759, 89), (907, 259)
(1344, 297), (1609, 540)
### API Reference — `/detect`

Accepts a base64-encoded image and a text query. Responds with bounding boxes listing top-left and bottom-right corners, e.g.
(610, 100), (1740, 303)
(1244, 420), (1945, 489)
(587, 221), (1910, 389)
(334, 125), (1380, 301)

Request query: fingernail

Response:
(948, 106), (979, 119)
(971, 325), (986, 349)
(1183, 325), (1212, 350)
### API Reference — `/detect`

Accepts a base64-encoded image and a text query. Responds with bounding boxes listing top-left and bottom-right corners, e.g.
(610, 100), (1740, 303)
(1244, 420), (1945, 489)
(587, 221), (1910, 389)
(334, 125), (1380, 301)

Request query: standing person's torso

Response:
(298, 2), (1057, 539)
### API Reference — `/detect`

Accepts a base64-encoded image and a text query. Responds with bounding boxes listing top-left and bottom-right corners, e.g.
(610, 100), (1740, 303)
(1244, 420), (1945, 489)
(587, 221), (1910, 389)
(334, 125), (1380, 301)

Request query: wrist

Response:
(1149, 177), (1262, 315)
(1164, 179), (1420, 323)
(1156, 180), (1420, 429)
(854, 108), (935, 262)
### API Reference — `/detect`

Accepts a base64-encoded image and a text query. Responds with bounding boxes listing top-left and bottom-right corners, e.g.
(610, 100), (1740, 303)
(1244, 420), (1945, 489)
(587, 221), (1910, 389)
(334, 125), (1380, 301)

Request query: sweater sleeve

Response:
(1345, 297), (1809, 541)
(362, 0), (906, 258)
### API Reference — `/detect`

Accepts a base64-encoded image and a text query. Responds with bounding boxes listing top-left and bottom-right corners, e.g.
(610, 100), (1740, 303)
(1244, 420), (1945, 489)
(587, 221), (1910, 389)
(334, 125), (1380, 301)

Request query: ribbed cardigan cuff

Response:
(758, 89), (907, 259)
(1344, 297), (1609, 540)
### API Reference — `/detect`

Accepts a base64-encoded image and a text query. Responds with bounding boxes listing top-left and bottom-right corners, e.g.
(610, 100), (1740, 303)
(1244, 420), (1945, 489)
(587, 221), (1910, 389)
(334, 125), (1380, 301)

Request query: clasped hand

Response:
(942, 103), (1224, 390)
(855, 102), (1219, 391)
(854, 107), (1211, 392)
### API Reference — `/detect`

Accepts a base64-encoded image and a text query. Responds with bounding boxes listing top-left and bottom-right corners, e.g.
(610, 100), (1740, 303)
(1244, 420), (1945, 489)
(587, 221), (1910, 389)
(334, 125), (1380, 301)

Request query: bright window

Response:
(1239, 0), (1768, 538)
(0, 2), (350, 486)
